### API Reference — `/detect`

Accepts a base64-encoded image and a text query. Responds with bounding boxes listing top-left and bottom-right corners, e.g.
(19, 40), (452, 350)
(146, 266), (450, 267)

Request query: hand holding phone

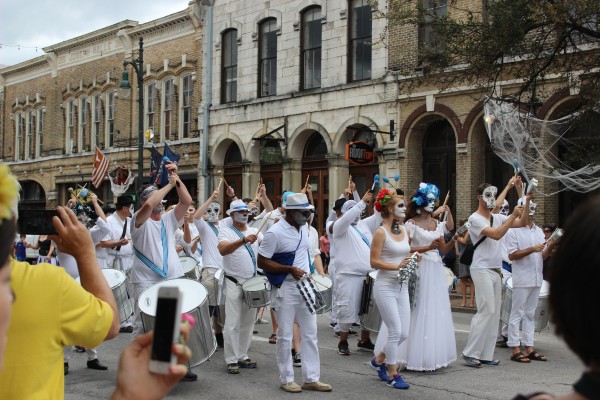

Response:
(17, 209), (59, 235)
(149, 286), (183, 374)
(456, 221), (471, 236)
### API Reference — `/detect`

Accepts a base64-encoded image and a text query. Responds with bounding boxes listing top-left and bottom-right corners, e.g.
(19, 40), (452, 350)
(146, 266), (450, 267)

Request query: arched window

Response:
(145, 82), (157, 141)
(181, 74), (193, 139)
(162, 78), (175, 141)
(78, 96), (87, 152)
(35, 107), (45, 158)
(301, 7), (322, 89)
(66, 98), (76, 153)
(303, 132), (327, 159)
(221, 29), (238, 103)
(259, 18), (277, 97)
(105, 91), (116, 148)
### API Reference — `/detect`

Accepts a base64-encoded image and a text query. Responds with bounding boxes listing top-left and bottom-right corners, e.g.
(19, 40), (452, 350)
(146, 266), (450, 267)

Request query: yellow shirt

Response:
(0, 260), (113, 400)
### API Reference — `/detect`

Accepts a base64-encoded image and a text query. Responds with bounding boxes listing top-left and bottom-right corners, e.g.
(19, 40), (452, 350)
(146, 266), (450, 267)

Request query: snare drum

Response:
(180, 256), (199, 280)
(139, 278), (217, 367)
(500, 278), (550, 333)
(76, 269), (132, 323)
(241, 276), (271, 308)
(311, 274), (332, 314)
(359, 270), (381, 333)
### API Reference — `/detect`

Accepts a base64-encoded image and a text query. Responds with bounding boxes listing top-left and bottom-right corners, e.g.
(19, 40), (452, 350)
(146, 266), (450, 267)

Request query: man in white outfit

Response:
(218, 199), (262, 374)
(505, 198), (555, 363)
(462, 182), (529, 368)
(258, 193), (332, 393)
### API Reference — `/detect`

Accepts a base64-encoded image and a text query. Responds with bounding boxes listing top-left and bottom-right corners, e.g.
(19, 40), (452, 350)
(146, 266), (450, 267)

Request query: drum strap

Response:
(225, 275), (241, 286)
(229, 226), (257, 276)
(207, 221), (219, 236)
(307, 250), (314, 274)
(132, 220), (169, 278)
(351, 225), (371, 248)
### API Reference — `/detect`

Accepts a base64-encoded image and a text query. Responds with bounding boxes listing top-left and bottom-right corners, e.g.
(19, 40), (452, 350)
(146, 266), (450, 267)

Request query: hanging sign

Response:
(345, 141), (375, 165)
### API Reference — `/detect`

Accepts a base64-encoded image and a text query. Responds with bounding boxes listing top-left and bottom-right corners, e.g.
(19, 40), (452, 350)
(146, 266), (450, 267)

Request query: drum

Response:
(359, 271), (381, 333)
(139, 278), (217, 367)
(241, 276), (271, 308)
(76, 269), (132, 323)
(444, 267), (456, 292)
(500, 278), (550, 333)
(311, 274), (332, 314)
(180, 256), (199, 280)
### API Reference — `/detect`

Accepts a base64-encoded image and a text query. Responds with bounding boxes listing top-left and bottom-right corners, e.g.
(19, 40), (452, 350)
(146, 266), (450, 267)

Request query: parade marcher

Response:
(369, 189), (413, 389)
(506, 197), (556, 363)
(461, 181), (529, 368)
(31, 234), (58, 265)
(258, 193), (332, 393)
(331, 191), (375, 355)
(193, 188), (226, 348)
(102, 195), (135, 273)
(396, 183), (456, 371)
(218, 199), (262, 374)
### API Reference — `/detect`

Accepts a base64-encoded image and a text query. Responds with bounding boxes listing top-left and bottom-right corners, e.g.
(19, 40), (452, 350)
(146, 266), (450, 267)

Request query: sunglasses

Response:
(296, 211), (311, 218)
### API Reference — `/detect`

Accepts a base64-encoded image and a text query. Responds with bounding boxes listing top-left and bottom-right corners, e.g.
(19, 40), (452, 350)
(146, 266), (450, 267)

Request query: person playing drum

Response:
(218, 199), (263, 375)
(258, 193), (332, 393)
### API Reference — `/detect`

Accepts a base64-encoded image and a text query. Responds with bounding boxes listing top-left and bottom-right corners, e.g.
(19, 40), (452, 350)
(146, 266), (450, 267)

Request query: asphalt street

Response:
(64, 310), (581, 400)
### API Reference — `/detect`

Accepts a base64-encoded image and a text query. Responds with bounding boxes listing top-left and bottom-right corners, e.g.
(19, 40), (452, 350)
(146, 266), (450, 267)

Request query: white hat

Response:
(341, 200), (357, 214)
(226, 199), (249, 215)
(284, 193), (314, 210)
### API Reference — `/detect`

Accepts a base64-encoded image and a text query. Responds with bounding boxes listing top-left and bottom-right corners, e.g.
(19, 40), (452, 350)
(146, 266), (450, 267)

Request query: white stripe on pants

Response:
(373, 280), (410, 365)
(224, 279), (257, 364)
(274, 281), (320, 384)
(507, 286), (541, 347)
(463, 269), (502, 360)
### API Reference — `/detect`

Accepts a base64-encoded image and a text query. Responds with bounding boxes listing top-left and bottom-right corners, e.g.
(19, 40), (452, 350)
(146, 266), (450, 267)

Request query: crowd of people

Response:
(1, 159), (599, 399)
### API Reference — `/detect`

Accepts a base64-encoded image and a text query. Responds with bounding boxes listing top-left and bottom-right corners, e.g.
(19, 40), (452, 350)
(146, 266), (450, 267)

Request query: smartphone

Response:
(149, 286), (183, 374)
(456, 221), (471, 236)
(17, 209), (59, 235)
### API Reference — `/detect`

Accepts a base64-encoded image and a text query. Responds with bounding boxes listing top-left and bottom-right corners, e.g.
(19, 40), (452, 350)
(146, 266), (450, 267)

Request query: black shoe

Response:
(119, 326), (133, 333)
(87, 359), (108, 370)
(338, 341), (350, 356)
(293, 353), (302, 367)
(74, 346), (86, 353)
(216, 333), (224, 348)
(64, 362), (69, 376)
(182, 370), (198, 381)
(357, 339), (375, 351)
(348, 329), (358, 335)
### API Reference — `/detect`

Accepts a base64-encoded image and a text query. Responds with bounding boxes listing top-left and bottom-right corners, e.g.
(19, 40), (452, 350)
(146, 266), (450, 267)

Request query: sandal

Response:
(511, 352), (531, 363)
(526, 351), (548, 362)
(269, 333), (277, 344)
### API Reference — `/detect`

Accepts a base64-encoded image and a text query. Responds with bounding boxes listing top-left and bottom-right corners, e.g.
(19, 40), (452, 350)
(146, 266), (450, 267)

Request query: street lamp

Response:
(119, 36), (144, 195)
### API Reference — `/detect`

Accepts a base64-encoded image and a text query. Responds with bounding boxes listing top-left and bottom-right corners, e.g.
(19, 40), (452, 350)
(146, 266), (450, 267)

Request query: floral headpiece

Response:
(411, 182), (439, 207)
(0, 163), (19, 221)
(374, 189), (393, 212)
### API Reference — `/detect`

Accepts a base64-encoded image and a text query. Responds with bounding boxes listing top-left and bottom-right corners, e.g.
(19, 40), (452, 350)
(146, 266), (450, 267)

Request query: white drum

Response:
(500, 278), (550, 333)
(180, 256), (199, 280)
(359, 271), (381, 333)
(139, 278), (217, 367)
(241, 276), (271, 308)
(76, 269), (132, 323)
(311, 274), (332, 314)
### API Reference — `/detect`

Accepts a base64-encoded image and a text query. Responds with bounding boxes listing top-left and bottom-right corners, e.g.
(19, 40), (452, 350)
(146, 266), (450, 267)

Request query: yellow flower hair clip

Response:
(0, 163), (19, 221)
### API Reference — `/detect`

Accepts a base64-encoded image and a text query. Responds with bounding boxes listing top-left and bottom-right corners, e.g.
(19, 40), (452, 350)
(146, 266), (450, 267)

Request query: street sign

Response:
(345, 141), (375, 165)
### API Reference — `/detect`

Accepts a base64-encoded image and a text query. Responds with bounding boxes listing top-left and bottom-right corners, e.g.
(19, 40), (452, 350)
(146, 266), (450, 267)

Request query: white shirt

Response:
(130, 209), (184, 283)
(332, 200), (372, 276)
(468, 212), (509, 269)
(359, 211), (383, 236)
(505, 224), (544, 287)
(57, 218), (110, 279)
(106, 213), (133, 257)
(250, 208), (284, 233)
(218, 226), (263, 280)
(259, 217), (311, 281)
(193, 218), (223, 269)
(307, 225), (321, 261)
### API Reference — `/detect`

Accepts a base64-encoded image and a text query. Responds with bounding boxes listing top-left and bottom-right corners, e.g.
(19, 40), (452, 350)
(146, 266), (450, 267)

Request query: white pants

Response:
(129, 281), (156, 337)
(498, 269), (512, 339)
(200, 266), (222, 306)
(334, 273), (365, 327)
(373, 280), (410, 365)
(224, 279), (257, 364)
(274, 281), (320, 384)
(507, 286), (541, 347)
(328, 262), (338, 326)
(64, 347), (97, 362)
(463, 269), (502, 360)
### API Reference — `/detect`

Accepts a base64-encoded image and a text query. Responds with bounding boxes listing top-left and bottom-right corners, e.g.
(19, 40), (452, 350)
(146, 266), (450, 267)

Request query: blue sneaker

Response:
(370, 358), (388, 381)
(387, 374), (410, 389)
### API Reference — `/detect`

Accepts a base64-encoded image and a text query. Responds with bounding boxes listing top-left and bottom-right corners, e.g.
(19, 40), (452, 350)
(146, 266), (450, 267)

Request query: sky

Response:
(0, 0), (190, 67)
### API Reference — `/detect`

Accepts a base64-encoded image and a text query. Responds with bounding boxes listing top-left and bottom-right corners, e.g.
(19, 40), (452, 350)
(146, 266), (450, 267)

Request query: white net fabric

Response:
(483, 99), (600, 195)
(109, 166), (136, 197)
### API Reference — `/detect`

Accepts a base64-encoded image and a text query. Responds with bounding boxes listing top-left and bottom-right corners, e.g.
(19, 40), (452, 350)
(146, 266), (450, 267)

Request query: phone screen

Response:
(17, 209), (59, 235)
(151, 297), (178, 362)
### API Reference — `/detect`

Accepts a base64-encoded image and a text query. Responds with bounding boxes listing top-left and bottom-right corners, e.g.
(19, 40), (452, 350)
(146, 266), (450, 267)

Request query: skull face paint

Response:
(232, 211), (248, 224)
(499, 200), (509, 216)
(481, 186), (498, 209)
(424, 194), (436, 213)
(206, 202), (220, 223)
(394, 200), (406, 218)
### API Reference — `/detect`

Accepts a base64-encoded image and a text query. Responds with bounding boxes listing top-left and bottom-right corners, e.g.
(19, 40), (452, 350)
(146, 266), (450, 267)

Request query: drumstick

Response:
(256, 212), (275, 233)
(216, 177), (224, 190)
(217, 170), (229, 188)
(255, 180), (262, 200)
(304, 174), (310, 190)
(438, 190), (450, 221)
(309, 275), (331, 289)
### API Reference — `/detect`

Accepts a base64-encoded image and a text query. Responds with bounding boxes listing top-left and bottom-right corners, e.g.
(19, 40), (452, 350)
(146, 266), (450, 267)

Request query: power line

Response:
(0, 43), (42, 51)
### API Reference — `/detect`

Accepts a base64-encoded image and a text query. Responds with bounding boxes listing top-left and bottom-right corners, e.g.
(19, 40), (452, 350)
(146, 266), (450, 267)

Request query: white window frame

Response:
(105, 91), (116, 148)
(162, 78), (175, 141)
(25, 110), (34, 160)
(35, 107), (45, 158)
(66, 99), (75, 154)
(145, 82), (157, 142)
(15, 112), (23, 161)
(79, 96), (87, 152)
(180, 74), (193, 139)
(92, 94), (102, 149)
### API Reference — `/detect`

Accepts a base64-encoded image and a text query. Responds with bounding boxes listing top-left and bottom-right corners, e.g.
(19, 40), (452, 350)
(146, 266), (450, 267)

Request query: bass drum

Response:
(76, 269), (132, 323)
(500, 278), (550, 333)
(139, 278), (217, 367)
(359, 271), (381, 333)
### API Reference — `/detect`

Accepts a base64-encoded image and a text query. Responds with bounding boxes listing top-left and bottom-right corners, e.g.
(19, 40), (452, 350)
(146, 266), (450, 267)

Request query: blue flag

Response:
(150, 146), (162, 185)
(159, 143), (180, 186)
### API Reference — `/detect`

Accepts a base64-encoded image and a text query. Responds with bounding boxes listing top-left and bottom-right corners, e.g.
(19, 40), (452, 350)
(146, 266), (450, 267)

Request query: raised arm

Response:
(257, 184), (274, 211)
(90, 193), (107, 222)
(194, 189), (219, 220)
(494, 176), (519, 214)
(170, 165), (192, 222)
(135, 185), (174, 229)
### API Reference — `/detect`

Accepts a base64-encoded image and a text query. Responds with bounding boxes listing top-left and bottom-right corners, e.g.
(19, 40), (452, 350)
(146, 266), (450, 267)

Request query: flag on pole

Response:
(159, 143), (180, 186)
(91, 147), (110, 188)
(150, 145), (162, 185)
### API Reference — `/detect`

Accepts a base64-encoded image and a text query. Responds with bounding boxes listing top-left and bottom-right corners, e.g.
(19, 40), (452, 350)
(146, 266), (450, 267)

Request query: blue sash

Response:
(133, 220), (168, 278)
(352, 225), (371, 248)
(207, 221), (219, 236)
(266, 231), (303, 287)
(229, 226), (257, 276)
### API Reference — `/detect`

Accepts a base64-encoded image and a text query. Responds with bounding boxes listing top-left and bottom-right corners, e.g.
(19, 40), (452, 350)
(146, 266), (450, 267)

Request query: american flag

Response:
(91, 147), (110, 188)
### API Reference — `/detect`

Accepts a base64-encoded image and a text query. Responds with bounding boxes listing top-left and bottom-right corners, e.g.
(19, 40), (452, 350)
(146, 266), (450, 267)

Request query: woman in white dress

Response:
(398, 183), (457, 371)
